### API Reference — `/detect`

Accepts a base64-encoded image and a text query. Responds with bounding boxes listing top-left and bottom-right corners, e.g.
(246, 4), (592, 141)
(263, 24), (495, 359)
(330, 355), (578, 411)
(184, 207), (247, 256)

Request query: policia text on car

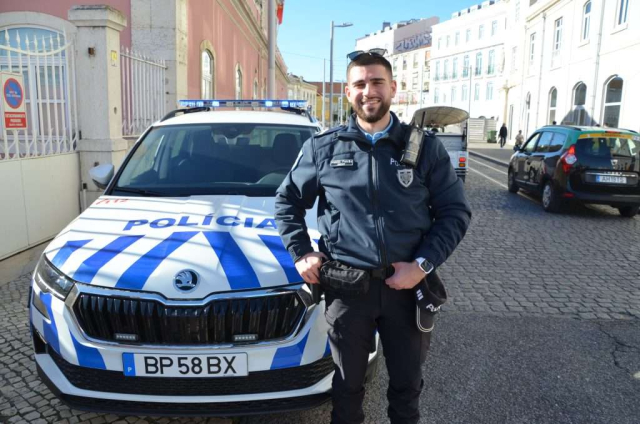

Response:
(275, 51), (472, 424)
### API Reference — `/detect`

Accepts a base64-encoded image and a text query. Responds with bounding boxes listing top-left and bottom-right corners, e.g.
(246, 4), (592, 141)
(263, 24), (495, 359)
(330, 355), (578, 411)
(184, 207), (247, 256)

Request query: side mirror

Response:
(89, 164), (114, 190)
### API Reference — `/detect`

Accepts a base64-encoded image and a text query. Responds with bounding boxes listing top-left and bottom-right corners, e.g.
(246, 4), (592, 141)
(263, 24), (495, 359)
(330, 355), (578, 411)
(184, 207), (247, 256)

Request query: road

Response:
(1, 151), (639, 424)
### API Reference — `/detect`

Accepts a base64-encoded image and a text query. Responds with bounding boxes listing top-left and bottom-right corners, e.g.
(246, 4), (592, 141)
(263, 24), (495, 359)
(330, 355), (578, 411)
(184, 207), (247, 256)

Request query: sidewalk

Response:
(0, 241), (47, 286)
(468, 140), (513, 167)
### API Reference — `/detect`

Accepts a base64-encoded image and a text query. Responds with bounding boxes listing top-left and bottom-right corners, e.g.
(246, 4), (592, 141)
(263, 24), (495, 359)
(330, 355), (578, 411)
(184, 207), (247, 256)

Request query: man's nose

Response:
(362, 83), (372, 96)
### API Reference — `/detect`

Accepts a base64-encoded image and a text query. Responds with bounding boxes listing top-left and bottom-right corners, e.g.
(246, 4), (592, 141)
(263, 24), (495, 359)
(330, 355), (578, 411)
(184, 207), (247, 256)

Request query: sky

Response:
(278, 0), (484, 83)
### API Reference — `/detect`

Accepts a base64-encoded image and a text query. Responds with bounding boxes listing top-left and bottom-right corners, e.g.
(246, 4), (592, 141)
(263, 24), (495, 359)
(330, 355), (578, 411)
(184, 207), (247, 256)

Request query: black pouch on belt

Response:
(414, 270), (447, 333)
(319, 260), (370, 297)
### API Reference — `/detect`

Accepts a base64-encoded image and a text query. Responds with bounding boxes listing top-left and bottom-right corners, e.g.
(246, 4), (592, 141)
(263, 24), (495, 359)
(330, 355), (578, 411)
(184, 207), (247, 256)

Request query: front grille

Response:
(73, 291), (305, 345)
(49, 347), (334, 396)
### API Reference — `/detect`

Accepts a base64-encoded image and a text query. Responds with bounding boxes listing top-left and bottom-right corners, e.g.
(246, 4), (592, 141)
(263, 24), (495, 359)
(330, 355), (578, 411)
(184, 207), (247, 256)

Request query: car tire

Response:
(542, 181), (561, 213)
(618, 205), (639, 218)
(507, 168), (519, 193)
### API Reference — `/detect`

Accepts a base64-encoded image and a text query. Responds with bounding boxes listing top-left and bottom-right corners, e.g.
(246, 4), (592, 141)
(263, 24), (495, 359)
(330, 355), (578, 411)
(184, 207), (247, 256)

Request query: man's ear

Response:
(390, 79), (397, 98)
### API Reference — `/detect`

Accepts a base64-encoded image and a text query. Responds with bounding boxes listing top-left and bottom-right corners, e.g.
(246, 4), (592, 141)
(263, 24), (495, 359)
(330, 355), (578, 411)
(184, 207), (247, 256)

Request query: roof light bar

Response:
(178, 99), (308, 109)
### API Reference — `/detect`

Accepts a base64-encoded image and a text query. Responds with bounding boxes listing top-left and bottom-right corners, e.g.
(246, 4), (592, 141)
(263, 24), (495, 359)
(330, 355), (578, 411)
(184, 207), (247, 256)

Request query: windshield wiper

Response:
(113, 186), (165, 197)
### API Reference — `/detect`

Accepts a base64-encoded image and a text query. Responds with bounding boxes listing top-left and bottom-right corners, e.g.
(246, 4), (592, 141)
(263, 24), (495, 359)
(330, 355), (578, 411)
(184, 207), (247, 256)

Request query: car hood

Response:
(44, 195), (320, 298)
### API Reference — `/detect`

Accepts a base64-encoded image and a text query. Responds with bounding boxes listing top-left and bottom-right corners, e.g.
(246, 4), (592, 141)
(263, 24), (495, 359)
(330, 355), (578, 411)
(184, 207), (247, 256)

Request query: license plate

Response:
(123, 353), (248, 377)
(596, 175), (627, 184)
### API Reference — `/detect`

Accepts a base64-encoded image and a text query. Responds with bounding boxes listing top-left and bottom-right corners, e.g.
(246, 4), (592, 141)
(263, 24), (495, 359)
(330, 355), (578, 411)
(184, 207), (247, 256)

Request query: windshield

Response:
(575, 136), (639, 159)
(112, 123), (317, 197)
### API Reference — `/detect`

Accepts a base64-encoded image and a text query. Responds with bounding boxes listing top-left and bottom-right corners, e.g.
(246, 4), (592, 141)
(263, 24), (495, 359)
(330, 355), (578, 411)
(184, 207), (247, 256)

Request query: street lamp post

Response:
(330, 21), (352, 128)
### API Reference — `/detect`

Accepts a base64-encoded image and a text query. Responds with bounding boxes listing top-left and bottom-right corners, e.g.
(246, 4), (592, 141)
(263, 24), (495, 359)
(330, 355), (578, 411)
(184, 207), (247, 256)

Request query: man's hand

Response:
(385, 261), (425, 290)
(295, 252), (327, 284)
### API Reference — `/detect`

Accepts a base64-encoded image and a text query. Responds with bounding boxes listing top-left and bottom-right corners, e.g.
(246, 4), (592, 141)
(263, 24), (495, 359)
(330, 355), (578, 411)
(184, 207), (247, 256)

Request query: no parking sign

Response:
(1, 72), (27, 130)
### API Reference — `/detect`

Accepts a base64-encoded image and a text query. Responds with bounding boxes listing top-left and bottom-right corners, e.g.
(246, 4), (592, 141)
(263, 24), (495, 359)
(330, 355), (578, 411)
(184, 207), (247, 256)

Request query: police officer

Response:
(274, 50), (471, 424)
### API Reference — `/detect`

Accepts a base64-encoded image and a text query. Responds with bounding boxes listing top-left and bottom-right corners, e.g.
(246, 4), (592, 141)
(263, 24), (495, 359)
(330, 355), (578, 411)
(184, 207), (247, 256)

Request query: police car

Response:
(29, 100), (380, 416)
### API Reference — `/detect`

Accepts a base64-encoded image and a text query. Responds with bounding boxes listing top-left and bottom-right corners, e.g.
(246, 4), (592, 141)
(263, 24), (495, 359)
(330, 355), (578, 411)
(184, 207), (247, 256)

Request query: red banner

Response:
(277, 0), (284, 24)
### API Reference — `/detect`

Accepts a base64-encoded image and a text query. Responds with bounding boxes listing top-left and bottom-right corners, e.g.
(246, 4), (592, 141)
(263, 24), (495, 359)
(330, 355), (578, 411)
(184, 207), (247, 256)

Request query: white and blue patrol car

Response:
(29, 100), (380, 416)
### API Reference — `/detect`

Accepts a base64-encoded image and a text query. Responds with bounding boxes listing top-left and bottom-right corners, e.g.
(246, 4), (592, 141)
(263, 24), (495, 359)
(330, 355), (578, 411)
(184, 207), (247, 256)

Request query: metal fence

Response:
(0, 29), (78, 160)
(121, 47), (167, 137)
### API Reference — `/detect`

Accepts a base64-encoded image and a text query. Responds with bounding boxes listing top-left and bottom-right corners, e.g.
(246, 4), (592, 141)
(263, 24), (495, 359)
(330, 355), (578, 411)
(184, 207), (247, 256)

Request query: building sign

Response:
(1, 72), (27, 130)
(395, 32), (432, 53)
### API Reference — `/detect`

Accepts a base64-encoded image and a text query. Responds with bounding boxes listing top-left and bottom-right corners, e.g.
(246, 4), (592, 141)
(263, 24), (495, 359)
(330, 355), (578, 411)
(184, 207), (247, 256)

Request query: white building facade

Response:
(508, 0), (638, 142)
(430, 0), (508, 122)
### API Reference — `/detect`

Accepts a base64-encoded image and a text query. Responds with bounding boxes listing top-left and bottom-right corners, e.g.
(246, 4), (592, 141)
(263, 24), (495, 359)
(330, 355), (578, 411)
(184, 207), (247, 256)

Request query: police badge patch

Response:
(397, 168), (413, 187)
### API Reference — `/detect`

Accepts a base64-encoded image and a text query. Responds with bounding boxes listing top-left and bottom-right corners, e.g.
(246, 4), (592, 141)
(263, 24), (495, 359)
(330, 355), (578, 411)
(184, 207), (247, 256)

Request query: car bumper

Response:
(30, 278), (380, 415)
(565, 187), (640, 206)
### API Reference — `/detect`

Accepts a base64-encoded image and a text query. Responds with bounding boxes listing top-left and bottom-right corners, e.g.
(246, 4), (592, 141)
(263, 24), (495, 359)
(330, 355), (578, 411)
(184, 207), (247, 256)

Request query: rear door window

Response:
(534, 132), (553, 153)
(549, 133), (567, 153)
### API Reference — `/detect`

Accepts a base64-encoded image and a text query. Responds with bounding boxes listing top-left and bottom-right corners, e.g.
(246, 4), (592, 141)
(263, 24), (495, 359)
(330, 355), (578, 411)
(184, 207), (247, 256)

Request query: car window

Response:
(523, 133), (541, 153)
(549, 133), (567, 153)
(113, 123), (317, 197)
(575, 136), (639, 159)
(535, 132), (553, 153)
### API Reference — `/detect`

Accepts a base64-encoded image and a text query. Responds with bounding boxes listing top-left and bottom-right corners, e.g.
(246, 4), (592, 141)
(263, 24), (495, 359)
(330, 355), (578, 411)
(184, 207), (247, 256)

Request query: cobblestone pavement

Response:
(1, 155), (639, 423)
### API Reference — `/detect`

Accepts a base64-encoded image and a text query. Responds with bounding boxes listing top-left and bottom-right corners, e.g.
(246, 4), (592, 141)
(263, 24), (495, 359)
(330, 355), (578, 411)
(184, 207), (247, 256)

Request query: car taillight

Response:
(560, 145), (577, 174)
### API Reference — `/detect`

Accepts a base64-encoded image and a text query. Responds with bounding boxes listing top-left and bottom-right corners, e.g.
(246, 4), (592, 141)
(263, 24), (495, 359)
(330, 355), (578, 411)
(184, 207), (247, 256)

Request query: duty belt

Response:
(368, 266), (395, 280)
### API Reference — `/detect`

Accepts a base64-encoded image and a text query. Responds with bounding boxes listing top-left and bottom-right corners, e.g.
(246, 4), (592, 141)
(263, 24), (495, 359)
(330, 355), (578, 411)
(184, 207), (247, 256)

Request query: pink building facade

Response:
(0, 0), (289, 106)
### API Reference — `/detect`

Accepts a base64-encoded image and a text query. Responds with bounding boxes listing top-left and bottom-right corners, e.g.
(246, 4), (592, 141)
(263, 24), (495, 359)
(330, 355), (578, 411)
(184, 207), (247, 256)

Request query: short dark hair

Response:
(347, 54), (393, 82)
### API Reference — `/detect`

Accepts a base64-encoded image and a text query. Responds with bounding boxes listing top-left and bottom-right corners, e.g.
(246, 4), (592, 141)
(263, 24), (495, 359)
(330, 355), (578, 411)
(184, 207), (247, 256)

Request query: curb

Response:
(469, 150), (510, 168)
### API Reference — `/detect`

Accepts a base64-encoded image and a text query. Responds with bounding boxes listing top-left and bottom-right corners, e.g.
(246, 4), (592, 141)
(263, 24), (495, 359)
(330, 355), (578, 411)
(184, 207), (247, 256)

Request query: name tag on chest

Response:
(330, 159), (354, 168)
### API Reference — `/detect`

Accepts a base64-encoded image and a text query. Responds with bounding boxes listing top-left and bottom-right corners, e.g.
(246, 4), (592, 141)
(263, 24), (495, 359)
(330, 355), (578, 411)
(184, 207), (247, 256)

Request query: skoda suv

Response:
(29, 100), (380, 416)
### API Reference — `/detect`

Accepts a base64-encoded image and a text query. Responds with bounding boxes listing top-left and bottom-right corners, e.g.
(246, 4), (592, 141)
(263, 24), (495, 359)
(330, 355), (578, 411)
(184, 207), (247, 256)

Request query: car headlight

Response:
(34, 256), (75, 300)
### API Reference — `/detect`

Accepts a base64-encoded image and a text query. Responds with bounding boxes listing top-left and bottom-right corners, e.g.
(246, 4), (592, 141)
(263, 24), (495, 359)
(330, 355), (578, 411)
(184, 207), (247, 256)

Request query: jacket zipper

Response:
(370, 146), (389, 268)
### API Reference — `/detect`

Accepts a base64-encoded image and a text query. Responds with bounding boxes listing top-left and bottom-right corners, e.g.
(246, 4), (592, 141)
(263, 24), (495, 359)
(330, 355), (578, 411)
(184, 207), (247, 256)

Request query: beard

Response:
(352, 97), (392, 124)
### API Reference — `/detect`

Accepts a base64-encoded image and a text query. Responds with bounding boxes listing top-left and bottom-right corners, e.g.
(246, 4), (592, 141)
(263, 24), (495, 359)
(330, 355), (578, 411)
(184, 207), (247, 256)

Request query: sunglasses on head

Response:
(346, 48), (387, 61)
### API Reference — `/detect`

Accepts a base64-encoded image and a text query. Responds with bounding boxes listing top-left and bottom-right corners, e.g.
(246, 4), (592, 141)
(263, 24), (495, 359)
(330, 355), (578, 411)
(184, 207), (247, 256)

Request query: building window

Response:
(412, 72), (419, 89)
(475, 52), (482, 76)
(253, 79), (259, 99)
(401, 77), (407, 90)
(393, 58), (398, 73)
(434, 88), (439, 104)
(479, 24), (484, 40)
(616, 0), (629, 26)
(455, 31), (460, 45)
(201, 50), (214, 98)
(466, 28), (471, 42)
(582, 1), (591, 41)
(524, 93), (531, 135)
(529, 33), (536, 64)
(438, 37), (442, 49)
(516, 0), (521, 22)
(235, 64), (243, 99)
(435, 61), (440, 81)
(403, 56), (408, 70)
(573, 82), (588, 125)
(463, 55), (470, 77)
(446, 35), (450, 48)
(486, 82), (494, 100)
(452, 86), (457, 102)
(474, 83), (480, 101)
(488, 50), (495, 74)
(462, 84), (468, 101)
(602, 77), (623, 128)
(453, 57), (458, 79)
(554, 18), (563, 53)
(511, 46), (518, 72)
(492, 20), (498, 36)
(548, 87), (558, 124)
(444, 59), (449, 80)
(413, 53), (418, 68)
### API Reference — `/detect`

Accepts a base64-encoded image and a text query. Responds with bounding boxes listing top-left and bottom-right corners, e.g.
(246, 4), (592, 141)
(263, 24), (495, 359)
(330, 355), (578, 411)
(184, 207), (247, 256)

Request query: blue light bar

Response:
(178, 99), (308, 109)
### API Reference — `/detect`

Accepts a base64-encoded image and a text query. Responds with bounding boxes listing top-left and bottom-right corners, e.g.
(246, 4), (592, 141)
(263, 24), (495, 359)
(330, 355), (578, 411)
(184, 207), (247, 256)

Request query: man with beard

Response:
(274, 50), (471, 424)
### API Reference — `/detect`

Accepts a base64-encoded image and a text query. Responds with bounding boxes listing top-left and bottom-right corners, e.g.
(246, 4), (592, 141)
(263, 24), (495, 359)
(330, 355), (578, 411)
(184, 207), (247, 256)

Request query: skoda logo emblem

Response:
(174, 270), (199, 292)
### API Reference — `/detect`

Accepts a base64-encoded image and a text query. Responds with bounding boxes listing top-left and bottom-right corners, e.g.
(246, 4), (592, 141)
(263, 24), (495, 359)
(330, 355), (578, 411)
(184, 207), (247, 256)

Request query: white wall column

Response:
(68, 5), (128, 206)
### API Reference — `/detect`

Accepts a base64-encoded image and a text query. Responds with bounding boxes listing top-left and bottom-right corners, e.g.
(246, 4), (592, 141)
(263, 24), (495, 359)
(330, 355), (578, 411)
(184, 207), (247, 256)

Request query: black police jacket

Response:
(274, 112), (472, 270)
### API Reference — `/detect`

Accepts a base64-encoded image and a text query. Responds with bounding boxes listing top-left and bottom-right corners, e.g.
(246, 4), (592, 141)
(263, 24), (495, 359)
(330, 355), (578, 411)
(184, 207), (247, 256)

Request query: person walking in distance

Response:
(274, 50), (472, 424)
(515, 130), (524, 148)
(499, 123), (508, 148)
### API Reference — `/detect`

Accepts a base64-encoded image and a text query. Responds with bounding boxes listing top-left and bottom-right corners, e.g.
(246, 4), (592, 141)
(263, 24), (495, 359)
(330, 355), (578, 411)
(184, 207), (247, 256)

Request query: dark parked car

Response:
(507, 125), (640, 217)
